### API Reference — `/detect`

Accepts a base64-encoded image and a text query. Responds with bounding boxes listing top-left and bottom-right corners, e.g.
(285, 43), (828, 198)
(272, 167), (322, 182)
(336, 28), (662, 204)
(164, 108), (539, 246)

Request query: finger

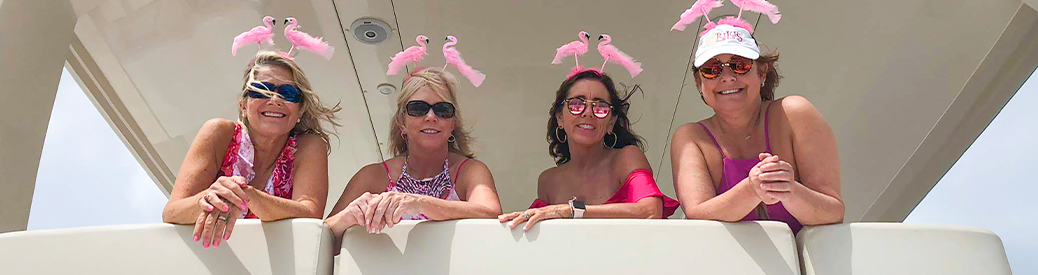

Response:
(205, 192), (231, 212)
(385, 199), (402, 228)
(212, 186), (247, 211)
(230, 176), (248, 187)
(509, 212), (531, 229)
(760, 181), (791, 192)
(372, 194), (394, 230)
(201, 211), (218, 248)
(212, 213), (228, 247)
(758, 152), (773, 161)
(192, 213), (206, 242)
(524, 213), (547, 232)
(363, 195), (384, 231)
(218, 179), (251, 205)
(198, 195), (215, 212)
(498, 212), (521, 222)
(223, 209), (241, 241)
(759, 170), (788, 180)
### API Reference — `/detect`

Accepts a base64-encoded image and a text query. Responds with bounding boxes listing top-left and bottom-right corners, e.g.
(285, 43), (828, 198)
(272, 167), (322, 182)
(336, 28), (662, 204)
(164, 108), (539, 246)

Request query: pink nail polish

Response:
(203, 242), (209, 248)
(221, 205), (229, 211)
(225, 234), (230, 240)
(214, 241), (220, 247)
(193, 236), (200, 242)
(206, 205), (214, 211)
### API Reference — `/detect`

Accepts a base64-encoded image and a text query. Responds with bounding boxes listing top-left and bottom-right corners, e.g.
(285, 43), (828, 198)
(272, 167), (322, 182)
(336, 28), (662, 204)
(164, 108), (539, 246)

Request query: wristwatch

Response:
(568, 197), (585, 219)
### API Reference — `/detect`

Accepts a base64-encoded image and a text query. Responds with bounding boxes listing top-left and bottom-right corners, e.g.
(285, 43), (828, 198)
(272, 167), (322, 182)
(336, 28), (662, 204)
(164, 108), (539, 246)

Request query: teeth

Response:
(719, 89), (741, 95)
(261, 112), (286, 118)
(577, 124), (595, 130)
(421, 129), (440, 134)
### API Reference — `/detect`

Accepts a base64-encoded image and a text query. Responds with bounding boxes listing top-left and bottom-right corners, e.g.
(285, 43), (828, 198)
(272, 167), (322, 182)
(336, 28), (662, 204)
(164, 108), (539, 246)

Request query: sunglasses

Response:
(405, 100), (456, 119)
(564, 97), (613, 119)
(696, 56), (754, 80)
(247, 82), (302, 103)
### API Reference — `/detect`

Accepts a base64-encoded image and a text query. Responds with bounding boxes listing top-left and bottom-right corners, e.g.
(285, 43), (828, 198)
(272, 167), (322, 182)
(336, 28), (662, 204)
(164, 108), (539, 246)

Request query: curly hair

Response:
(546, 71), (645, 165)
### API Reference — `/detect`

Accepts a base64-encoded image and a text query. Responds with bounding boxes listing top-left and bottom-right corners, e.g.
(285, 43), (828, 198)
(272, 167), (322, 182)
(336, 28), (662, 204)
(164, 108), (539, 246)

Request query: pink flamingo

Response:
(283, 17), (335, 60)
(597, 34), (643, 78)
(387, 35), (430, 76)
(231, 16), (276, 56)
(732, 0), (782, 24)
(443, 36), (486, 87)
(671, 0), (724, 31)
(551, 31), (591, 67)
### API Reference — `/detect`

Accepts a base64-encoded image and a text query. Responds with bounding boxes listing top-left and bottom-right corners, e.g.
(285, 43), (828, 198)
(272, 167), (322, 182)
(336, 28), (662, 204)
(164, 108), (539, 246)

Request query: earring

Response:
(555, 126), (567, 143)
(604, 132), (618, 148)
(448, 134), (456, 143)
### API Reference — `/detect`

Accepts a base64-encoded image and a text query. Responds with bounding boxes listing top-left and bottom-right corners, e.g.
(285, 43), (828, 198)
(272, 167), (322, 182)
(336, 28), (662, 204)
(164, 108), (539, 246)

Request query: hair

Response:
(239, 50), (342, 152)
(389, 67), (475, 158)
(693, 52), (782, 101)
(547, 71), (646, 165)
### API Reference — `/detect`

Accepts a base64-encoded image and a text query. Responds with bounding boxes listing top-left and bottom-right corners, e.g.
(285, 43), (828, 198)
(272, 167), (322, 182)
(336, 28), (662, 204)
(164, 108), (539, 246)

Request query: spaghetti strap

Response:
(455, 158), (470, 179)
(697, 122), (726, 159)
(764, 101), (775, 153)
(381, 162), (394, 187)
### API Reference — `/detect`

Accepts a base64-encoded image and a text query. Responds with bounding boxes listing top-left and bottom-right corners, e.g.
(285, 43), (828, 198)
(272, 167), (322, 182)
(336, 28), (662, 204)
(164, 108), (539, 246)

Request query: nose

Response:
(266, 95), (286, 106)
(718, 66), (738, 83)
(423, 109), (438, 121)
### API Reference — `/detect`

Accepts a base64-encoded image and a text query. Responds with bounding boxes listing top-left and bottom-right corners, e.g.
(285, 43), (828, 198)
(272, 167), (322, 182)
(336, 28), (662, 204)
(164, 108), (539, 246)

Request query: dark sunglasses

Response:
(564, 97), (612, 119)
(247, 82), (302, 103)
(406, 100), (456, 119)
(696, 55), (754, 80)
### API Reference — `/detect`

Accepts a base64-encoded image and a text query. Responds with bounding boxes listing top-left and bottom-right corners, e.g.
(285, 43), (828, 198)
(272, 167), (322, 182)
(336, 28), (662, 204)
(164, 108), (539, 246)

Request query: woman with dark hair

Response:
(499, 70), (679, 231)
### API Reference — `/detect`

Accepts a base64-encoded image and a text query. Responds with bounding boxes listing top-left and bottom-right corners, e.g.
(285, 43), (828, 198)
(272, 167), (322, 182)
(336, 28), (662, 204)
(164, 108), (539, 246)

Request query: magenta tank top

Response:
(697, 102), (803, 233)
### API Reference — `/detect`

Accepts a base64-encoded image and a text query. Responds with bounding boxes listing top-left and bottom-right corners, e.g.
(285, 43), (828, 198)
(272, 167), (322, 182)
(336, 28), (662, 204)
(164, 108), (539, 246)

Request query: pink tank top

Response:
(383, 158), (467, 220)
(697, 103), (803, 233)
(218, 123), (297, 219)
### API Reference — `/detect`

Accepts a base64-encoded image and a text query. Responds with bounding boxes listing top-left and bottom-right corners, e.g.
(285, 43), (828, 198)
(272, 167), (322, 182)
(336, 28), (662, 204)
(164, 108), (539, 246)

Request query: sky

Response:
(26, 67), (1037, 274)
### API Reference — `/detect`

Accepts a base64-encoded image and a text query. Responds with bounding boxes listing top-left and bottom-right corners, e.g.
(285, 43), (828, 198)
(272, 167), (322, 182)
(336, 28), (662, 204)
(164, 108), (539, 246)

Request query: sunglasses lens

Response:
(246, 91), (269, 99)
(405, 101), (431, 117)
(566, 98), (586, 115)
(431, 102), (456, 118)
(592, 102), (611, 118)
(699, 61), (721, 79)
(277, 85), (302, 103)
(731, 57), (754, 74)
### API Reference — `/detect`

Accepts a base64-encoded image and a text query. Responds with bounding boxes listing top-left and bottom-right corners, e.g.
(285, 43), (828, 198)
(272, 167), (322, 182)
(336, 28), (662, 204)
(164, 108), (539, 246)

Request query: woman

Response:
(500, 70), (679, 231)
(670, 23), (844, 233)
(162, 51), (341, 248)
(325, 68), (501, 240)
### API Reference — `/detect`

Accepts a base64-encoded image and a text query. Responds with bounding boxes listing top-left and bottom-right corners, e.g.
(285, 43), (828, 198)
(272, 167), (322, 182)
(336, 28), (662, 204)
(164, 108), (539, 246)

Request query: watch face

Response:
(573, 200), (586, 209)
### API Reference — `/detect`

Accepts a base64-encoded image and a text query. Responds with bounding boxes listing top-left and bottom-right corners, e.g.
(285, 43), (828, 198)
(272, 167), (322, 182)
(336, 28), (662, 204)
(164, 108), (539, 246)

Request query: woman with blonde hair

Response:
(163, 51), (341, 248)
(326, 67), (501, 240)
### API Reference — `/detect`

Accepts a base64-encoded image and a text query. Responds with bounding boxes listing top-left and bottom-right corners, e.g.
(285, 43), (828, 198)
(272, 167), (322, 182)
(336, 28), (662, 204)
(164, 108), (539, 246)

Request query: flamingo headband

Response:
(387, 35), (487, 87)
(552, 31), (644, 80)
(231, 16), (335, 61)
(670, 0), (782, 67)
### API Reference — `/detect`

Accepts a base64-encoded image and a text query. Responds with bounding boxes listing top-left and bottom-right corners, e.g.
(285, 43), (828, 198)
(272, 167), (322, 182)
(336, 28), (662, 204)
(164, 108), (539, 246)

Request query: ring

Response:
(217, 216), (229, 222)
(523, 212), (532, 219)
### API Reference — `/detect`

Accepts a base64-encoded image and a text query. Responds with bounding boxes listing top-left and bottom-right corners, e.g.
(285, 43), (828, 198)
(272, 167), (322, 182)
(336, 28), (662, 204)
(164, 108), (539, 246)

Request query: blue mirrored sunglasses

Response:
(247, 82), (302, 103)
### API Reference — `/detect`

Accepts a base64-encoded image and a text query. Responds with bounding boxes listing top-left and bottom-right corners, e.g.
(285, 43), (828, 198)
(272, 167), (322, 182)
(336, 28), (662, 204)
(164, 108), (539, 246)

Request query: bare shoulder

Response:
(450, 153), (489, 174)
(613, 145), (651, 177)
(197, 118), (236, 141)
(673, 122), (707, 143)
(537, 166), (561, 200)
(294, 133), (329, 156)
(774, 95), (823, 121)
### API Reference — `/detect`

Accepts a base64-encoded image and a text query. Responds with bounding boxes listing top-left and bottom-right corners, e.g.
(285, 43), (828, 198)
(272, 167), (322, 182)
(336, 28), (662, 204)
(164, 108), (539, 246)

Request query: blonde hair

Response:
(239, 51), (341, 151)
(389, 67), (474, 158)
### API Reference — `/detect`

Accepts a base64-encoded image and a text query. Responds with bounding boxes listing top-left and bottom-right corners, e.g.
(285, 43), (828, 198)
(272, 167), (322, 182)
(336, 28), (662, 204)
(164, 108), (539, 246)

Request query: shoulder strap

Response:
(382, 162), (394, 187)
(764, 101), (775, 153)
(697, 122), (726, 159)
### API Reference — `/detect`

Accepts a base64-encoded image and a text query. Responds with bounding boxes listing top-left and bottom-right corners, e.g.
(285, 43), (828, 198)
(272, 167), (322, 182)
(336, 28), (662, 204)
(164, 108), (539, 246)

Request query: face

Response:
(402, 87), (456, 151)
(698, 54), (766, 112)
(557, 79), (617, 147)
(240, 66), (302, 137)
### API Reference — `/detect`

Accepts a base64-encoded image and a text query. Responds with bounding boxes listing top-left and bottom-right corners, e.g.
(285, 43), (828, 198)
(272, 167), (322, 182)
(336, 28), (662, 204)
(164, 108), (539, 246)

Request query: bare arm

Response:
(162, 119), (236, 224)
(770, 96), (844, 224)
(244, 134), (328, 221)
(671, 123), (763, 222)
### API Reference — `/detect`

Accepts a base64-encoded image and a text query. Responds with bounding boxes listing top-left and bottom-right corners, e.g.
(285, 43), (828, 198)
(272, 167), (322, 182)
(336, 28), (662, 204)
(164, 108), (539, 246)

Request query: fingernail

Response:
(193, 236), (200, 242)
(225, 234), (231, 240)
(214, 241), (220, 247)
(221, 205), (229, 211)
(206, 205), (214, 211)
(203, 242), (209, 248)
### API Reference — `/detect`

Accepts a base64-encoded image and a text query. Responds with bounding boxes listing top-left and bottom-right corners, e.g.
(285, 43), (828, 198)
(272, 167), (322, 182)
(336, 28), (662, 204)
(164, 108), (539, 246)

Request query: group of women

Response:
(161, 22), (844, 249)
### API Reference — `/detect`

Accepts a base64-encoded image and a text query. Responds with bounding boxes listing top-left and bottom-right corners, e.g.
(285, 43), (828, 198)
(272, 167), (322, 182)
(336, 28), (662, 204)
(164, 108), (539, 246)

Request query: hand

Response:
(498, 204), (570, 231)
(749, 153), (781, 205)
(193, 206), (241, 248)
(757, 153), (797, 203)
(198, 176), (250, 213)
(365, 192), (422, 234)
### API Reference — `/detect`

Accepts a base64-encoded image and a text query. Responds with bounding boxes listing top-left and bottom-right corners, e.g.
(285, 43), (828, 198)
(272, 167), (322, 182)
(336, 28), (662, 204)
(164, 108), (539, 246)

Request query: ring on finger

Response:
(217, 215), (229, 222)
(523, 212), (532, 219)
